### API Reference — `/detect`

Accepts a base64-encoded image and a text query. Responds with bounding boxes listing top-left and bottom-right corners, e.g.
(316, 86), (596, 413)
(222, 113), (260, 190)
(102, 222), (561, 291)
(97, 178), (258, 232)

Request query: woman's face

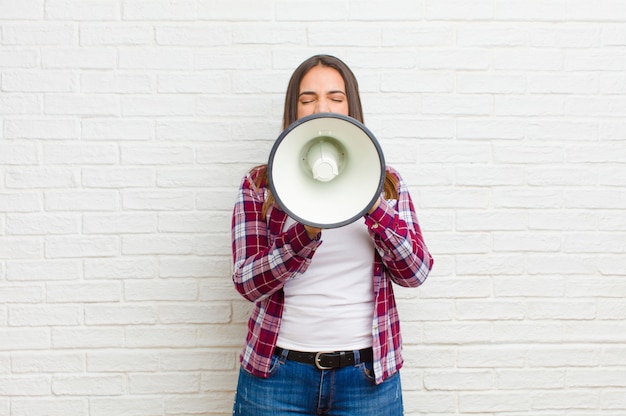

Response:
(296, 65), (349, 119)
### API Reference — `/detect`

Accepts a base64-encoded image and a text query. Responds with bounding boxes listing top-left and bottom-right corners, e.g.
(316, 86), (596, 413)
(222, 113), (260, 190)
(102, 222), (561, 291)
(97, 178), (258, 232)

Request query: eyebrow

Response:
(298, 90), (346, 97)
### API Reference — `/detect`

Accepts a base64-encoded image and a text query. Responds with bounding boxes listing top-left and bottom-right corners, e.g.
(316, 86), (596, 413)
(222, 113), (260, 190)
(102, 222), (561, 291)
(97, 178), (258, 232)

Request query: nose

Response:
(315, 99), (329, 114)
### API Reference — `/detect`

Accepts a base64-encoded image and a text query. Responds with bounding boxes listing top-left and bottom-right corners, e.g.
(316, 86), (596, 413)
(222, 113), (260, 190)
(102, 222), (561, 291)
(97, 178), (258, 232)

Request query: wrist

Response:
(304, 225), (321, 239)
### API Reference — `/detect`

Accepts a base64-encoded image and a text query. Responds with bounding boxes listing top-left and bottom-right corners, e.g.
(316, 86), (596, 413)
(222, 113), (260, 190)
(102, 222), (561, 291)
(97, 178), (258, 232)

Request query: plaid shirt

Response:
(231, 165), (433, 385)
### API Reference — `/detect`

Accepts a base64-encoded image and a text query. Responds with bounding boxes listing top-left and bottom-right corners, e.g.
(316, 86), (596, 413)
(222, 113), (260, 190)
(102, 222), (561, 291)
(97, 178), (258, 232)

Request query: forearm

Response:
(232, 221), (320, 302)
(365, 197), (433, 287)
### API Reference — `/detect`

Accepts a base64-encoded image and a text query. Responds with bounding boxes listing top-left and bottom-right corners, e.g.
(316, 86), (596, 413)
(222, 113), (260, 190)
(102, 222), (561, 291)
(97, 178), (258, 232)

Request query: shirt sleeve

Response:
(231, 170), (322, 302)
(364, 167), (433, 287)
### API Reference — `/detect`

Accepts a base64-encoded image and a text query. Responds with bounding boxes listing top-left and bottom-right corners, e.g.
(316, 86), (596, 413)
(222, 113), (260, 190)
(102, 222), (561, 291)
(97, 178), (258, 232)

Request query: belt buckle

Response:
(314, 351), (334, 370)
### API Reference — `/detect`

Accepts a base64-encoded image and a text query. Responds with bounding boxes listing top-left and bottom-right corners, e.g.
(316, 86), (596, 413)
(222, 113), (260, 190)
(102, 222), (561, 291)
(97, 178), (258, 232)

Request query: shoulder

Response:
(385, 165), (405, 187)
(249, 164), (268, 182)
(241, 165), (269, 191)
(385, 165), (401, 179)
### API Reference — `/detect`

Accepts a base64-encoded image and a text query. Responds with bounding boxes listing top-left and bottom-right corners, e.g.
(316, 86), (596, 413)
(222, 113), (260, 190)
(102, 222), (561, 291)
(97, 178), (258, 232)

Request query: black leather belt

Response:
(274, 347), (373, 370)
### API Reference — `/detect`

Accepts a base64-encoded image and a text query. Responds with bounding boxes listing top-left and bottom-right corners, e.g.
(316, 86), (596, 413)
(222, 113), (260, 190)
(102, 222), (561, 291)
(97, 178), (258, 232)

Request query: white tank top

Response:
(277, 218), (375, 351)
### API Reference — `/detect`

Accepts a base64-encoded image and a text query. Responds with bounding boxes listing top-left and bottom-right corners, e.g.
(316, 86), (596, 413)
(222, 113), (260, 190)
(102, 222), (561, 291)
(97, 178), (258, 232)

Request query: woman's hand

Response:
(304, 225), (321, 239)
(368, 197), (382, 214)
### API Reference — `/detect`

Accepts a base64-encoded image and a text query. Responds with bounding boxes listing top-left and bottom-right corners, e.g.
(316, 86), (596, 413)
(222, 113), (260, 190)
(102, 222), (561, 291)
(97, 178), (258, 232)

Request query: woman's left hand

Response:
(367, 197), (381, 214)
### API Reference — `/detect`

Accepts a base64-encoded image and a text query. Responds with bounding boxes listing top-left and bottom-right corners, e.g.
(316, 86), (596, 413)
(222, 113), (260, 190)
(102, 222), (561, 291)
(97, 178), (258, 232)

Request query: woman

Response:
(231, 54), (433, 415)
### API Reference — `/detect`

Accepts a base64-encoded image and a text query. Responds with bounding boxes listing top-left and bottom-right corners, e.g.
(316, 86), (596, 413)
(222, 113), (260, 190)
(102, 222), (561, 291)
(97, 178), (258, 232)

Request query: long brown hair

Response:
(257, 55), (398, 218)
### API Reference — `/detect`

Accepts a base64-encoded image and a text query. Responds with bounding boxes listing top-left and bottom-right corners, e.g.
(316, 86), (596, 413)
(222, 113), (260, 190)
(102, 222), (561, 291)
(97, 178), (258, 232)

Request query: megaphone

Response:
(268, 112), (385, 229)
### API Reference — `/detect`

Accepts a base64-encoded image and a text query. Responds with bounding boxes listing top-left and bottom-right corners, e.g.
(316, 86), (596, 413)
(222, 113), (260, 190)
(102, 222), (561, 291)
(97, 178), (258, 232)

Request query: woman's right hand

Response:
(304, 225), (321, 239)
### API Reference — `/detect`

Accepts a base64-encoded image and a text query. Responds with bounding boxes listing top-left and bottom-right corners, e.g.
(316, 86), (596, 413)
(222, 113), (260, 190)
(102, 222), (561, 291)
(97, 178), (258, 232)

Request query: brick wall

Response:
(1, 1), (626, 415)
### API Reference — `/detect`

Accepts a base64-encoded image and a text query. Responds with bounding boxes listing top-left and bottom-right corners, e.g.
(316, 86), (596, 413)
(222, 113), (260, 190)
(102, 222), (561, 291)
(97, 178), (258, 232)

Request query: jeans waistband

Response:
(274, 346), (373, 370)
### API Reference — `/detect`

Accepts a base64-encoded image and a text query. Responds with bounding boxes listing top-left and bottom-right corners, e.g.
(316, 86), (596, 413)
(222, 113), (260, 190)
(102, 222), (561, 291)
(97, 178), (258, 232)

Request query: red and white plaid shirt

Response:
(231, 165), (433, 384)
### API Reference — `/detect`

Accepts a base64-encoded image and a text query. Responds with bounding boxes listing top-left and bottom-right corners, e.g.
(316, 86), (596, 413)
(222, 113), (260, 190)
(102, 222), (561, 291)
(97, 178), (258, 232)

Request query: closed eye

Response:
(328, 91), (346, 103)
(298, 92), (316, 105)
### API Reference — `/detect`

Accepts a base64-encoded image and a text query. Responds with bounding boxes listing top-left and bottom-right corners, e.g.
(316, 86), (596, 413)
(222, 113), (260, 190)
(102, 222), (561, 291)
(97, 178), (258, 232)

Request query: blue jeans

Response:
(232, 349), (403, 415)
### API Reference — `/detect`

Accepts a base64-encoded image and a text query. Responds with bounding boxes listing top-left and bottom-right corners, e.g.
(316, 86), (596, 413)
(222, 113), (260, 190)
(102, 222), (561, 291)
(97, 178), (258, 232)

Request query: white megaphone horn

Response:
(268, 113), (386, 229)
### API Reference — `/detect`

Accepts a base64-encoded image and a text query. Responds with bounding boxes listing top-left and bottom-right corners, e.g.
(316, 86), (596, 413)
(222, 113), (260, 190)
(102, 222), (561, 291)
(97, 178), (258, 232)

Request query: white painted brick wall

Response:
(1, 0), (625, 415)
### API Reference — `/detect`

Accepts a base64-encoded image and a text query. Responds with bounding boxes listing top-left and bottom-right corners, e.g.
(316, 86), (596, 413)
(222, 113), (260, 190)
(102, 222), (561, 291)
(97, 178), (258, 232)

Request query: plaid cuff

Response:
(286, 222), (321, 256)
